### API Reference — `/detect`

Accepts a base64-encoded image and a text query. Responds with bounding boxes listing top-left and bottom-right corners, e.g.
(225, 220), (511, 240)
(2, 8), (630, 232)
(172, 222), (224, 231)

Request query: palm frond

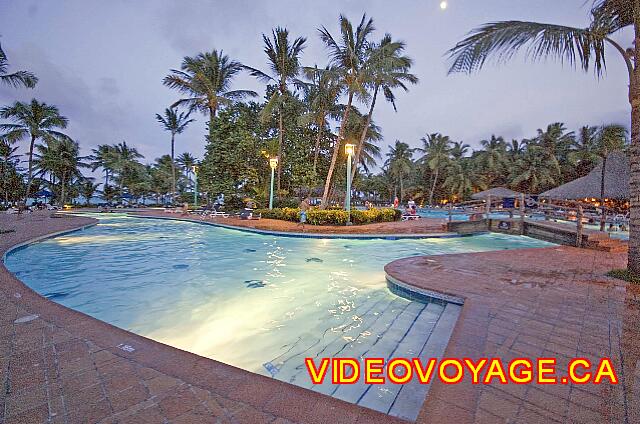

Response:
(447, 21), (603, 75)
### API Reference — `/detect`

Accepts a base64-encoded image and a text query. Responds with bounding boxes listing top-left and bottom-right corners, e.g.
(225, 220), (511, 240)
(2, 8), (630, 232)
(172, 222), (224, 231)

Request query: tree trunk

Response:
(24, 134), (36, 204)
(321, 92), (354, 209)
(351, 86), (379, 183)
(629, 6), (640, 274)
(600, 155), (607, 232)
(208, 105), (216, 142)
(277, 108), (284, 193)
(171, 133), (177, 204)
(429, 168), (439, 206)
(312, 114), (326, 173)
(60, 173), (66, 206)
(630, 84), (640, 272)
(399, 176), (404, 204)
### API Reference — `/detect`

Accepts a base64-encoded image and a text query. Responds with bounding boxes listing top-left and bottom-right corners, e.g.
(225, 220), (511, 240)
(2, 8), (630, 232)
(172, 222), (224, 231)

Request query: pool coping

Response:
(0, 214), (405, 423)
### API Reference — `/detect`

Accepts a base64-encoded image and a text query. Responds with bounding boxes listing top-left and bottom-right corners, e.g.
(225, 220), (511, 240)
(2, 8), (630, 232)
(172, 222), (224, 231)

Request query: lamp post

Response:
(269, 157), (278, 209)
(192, 165), (199, 208)
(345, 143), (355, 225)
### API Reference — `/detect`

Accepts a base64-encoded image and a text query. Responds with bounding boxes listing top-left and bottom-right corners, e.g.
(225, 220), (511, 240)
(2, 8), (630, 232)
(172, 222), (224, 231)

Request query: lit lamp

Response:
(345, 143), (355, 225)
(192, 165), (199, 208)
(269, 157), (278, 209)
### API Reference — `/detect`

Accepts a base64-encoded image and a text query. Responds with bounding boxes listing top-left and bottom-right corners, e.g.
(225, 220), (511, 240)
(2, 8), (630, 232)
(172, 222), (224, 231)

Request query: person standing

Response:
(299, 197), (311, 232)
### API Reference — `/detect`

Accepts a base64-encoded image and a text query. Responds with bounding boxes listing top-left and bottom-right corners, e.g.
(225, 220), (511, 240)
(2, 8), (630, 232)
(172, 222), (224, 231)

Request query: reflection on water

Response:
(6, 214), (553, 373)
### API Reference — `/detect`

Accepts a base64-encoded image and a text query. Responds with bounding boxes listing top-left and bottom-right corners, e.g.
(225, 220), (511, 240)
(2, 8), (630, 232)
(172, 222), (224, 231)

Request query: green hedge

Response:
(254, 207), (401, 225)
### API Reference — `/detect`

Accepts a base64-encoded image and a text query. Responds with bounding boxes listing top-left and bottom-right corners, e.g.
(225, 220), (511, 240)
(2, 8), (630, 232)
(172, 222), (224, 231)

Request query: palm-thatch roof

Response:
(471, 187), (521, 200)
(540, 151), (629, 200)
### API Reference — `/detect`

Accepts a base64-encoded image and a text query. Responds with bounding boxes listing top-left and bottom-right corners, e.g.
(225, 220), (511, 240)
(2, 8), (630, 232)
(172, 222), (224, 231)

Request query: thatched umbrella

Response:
(471, 187), (521, 200)
(540, 151), (629, 200)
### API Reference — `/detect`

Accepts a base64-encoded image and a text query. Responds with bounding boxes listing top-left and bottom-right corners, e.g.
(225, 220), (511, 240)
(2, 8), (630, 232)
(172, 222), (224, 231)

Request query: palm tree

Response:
(510, 146), (558, 193)
(446, 0), (640, 272)
(155, 107), (194, 202)
(111, 141), (144, 195)
(34, 138), (88, 205)
(450, 141), (470, 160)
(318, 14), (376, 209)
(176, 152), (197, 186)
(506, 139), (526, 160)
(0, 42), (38, 88)
(477, 135), (508, 186)
(300, 65), (343, 172)
(595, 124), (628, 229)
(418, 133), (452, 205)
(163, 50), (256, 140)
(78, 178), (100, 206)
(0, 138), (21, 203)
(569, 126), (600, 177)
(246, 27), (306, 191)
(0, 99), (69, 201)
(350, 34), (418, 182)
(443, 159), (473, 200)
(343, 109), (382, 175)
(90, 144), (117, 187)
(385, 140), (414, 203)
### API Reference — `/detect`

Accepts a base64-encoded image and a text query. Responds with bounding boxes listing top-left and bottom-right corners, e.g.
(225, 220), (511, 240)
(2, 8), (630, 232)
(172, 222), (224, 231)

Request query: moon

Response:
(440, 1), (448, 9)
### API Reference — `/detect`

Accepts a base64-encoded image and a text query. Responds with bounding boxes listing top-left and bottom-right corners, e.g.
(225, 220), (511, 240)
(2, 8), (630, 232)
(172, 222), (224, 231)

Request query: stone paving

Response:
(386, 246), (639, 423)
(2, 211), (638, 423)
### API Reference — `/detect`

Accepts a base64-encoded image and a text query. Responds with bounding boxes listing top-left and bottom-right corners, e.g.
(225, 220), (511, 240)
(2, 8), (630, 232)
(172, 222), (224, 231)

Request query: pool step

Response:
(328, 301), (430, 401)
(303, 298), (417, 392)
(275, 297), (408, 385)
(387, 303), (462, 421)
(355, 302), (443, 413)
(266, 291), (393, 376)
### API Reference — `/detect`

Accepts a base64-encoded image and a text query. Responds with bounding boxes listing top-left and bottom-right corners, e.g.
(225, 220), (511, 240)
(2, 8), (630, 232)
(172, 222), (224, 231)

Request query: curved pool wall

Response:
(4, 213), (555, 419)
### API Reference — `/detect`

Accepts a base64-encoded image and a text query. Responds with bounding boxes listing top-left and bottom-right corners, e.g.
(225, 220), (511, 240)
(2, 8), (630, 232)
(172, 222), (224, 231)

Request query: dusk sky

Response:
(0, 0), (634, 174)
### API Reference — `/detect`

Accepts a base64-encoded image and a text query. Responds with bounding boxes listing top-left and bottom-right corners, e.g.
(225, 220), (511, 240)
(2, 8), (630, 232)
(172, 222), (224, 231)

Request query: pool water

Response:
(5, 214), (554, 419)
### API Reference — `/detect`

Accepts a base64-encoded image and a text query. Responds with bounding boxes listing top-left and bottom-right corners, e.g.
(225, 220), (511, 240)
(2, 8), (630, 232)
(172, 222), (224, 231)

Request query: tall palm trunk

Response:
(599, 155), (608, 231)
(60, 173), (66, 206)
(277, 108), (284, 192)
(629, 44), (640, 272)
(399, 176), (404, 204)
(429, 168), (440, 206)
(170, 132), (177, 203)
(321, 92), (354, 209)
(312, 114), (326, 172)
(351, 86), (379, 182)
(208, 104), (217, 142)
(24, 133), (36, 203)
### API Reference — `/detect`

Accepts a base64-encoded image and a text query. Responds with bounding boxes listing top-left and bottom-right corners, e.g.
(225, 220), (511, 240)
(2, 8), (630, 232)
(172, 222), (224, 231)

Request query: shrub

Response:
(607, 269), (640, 284)
(254, 207), (400, 226)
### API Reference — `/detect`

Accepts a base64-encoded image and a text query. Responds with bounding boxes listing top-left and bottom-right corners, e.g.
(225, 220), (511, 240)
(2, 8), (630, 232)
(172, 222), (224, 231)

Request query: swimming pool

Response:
(5, 214), (554, 420)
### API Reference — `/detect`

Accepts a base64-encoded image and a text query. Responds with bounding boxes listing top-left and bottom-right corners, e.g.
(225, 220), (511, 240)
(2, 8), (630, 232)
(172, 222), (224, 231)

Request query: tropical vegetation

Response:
(446, 0), (639, 272)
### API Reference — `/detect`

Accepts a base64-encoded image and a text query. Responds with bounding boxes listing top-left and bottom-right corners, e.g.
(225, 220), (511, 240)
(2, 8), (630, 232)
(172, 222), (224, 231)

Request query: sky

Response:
(0, 0), (634, 175)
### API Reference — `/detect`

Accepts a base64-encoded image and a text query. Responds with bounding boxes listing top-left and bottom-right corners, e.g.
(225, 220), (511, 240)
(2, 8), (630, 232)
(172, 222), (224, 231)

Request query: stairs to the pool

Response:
(269, 296), (461, 421)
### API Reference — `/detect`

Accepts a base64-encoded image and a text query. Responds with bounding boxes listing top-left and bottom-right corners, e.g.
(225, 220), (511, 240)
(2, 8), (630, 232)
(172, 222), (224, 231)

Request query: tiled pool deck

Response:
(386, 247), (639, 423)
(1, 211), (638, 423)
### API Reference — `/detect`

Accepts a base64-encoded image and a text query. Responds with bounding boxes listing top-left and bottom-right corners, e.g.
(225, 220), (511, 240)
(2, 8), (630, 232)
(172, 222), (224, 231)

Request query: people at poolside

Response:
(393, 196), (399, 209)
(181, 202), (189, 216)
(299, 197), (311, 231)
